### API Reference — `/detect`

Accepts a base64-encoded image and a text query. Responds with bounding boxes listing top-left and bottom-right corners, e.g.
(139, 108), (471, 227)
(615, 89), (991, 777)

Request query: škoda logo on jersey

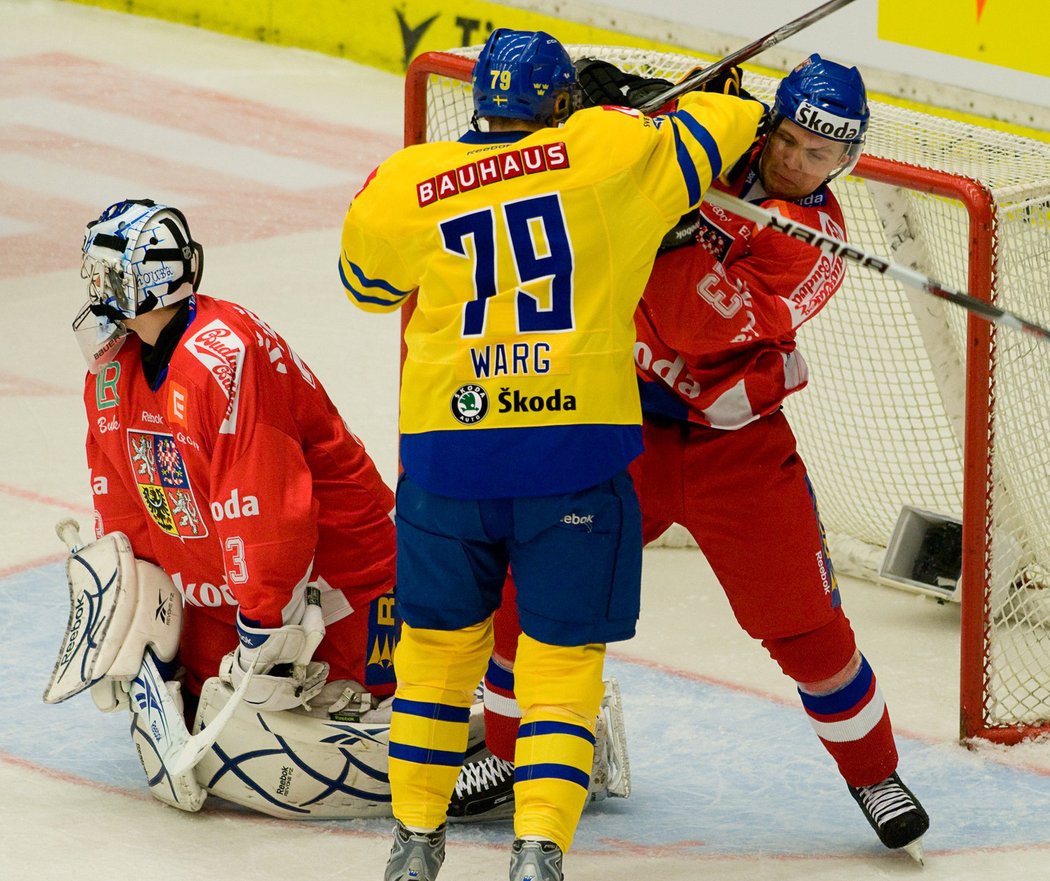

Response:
(451, 384), (489, 424)
(417, 142), (569, 206)
(126, 429), (208, 539)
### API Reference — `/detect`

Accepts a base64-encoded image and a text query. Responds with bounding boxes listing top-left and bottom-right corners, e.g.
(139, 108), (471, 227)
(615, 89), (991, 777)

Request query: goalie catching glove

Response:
(224, 595), (328, 712)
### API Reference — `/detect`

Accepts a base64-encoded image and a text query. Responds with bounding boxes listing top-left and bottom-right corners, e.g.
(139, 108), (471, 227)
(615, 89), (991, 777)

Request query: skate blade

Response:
(902, 836), (926, 866)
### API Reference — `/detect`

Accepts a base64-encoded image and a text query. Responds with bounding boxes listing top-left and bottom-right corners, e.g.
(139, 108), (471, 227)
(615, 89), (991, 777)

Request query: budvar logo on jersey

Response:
(795, 102), (860, 141)
(417, 142), (569, 207)
(186, 319), (245, 434)
(187, 322), (244, 395)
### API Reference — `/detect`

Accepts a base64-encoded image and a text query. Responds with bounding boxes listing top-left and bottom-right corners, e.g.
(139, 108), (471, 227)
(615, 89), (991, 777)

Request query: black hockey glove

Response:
(684, 63), (772, 137)
(684, 64), (744, 97)
(658, 210), (703, 255)
(576, 58), (673, 111)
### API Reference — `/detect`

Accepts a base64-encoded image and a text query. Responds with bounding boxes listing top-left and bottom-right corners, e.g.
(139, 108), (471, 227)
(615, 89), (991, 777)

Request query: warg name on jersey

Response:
(340, 93), (763, 498)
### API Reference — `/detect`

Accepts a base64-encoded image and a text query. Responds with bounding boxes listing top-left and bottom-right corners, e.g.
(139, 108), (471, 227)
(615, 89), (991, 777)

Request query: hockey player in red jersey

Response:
(64, 198), (400, 815)
(468, 56), (930, 862)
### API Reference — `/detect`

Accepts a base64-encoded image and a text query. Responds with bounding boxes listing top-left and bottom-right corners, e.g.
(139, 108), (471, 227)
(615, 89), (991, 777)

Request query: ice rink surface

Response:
(2, 2), (1049, 878)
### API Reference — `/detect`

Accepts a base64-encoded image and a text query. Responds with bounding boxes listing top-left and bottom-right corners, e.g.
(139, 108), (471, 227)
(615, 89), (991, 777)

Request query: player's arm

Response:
(205, 353), (328, 710)
(338, 162), (418, 313)
(648, 200), (845, 354)
(576, 59), (764, 228)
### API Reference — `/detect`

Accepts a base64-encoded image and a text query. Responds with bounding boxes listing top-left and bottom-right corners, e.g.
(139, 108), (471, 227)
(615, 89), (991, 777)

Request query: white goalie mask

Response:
(74, 199), (203, 373)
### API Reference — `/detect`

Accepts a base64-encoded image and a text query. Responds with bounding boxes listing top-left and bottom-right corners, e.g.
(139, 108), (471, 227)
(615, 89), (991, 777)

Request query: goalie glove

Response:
(224, 602), (328, 712)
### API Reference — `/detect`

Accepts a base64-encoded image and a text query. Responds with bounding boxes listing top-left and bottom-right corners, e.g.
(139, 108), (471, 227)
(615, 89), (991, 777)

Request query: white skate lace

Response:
(453, 755), (514, 797)
(855, 777), (917, 826)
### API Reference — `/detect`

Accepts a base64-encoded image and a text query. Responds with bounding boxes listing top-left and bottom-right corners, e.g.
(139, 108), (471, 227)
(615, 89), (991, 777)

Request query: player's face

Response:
(759, 118), (850, 200)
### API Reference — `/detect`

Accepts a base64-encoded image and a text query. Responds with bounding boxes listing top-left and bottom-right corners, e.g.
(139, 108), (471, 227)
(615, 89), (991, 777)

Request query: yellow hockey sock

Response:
(388, 620), (493, 829)
(512, 635), (606, 852)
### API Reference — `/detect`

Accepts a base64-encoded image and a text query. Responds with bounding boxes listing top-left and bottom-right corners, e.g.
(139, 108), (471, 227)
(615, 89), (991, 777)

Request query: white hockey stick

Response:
(169, 590), (325, 776)
(639, 0), (859, 113)
(703, 188), (1050, 343)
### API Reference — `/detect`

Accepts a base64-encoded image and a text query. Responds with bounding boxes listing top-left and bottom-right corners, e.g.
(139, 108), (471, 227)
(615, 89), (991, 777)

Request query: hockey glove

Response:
(658, 210), (704, 254)
(686, 64), (772, 138)
(683, 64), (744, 97)
(227, 609), (329, 712)
(576, 58), (673, 111)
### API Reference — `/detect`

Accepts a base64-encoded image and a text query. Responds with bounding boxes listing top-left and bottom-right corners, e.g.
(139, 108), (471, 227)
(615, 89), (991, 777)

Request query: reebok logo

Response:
(561, 513), (594, 526)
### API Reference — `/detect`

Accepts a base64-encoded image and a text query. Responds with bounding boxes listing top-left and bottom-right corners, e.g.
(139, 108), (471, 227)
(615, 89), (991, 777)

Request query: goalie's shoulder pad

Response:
(44, 529), (182, 703)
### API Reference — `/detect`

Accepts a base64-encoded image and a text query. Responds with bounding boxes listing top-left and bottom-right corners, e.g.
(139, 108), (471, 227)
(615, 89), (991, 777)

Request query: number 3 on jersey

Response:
(441, 193), (575, 337)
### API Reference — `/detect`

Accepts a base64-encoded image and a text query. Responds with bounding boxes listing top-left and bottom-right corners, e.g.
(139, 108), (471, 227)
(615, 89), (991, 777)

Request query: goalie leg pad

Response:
(44, 529), (182, 703)
(129, 672), (206, 812)
(589, 677), (631, 801)
(192, 677), (397, 819)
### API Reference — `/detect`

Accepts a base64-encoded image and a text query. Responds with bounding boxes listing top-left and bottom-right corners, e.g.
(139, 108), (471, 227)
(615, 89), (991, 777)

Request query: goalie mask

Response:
(472, 28), (579, 128)
(74, 199), (203, 372)
(769, 53), (869, 183)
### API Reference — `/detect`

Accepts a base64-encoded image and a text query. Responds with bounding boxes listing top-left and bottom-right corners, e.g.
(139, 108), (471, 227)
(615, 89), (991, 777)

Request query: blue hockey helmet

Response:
(771, 54), (869, 180)
(472, 29), (578, 126)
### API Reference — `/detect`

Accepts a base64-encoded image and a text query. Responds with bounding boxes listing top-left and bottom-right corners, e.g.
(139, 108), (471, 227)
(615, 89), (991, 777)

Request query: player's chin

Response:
(766, 173), (808, 201)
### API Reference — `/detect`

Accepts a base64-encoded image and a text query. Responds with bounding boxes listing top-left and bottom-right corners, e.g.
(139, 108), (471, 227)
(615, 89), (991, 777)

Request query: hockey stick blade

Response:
(639, 0), (859, 114)
(703, 188), (1050, 344)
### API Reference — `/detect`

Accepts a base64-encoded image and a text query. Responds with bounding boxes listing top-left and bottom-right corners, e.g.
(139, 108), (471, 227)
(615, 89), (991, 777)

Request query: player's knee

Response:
(761, 608), (858, 685)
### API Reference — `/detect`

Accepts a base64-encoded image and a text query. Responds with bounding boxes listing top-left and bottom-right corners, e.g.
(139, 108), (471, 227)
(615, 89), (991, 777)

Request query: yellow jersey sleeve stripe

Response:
(339, 254), (411, 309)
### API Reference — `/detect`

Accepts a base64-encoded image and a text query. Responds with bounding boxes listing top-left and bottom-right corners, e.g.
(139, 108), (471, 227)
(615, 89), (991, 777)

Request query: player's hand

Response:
(684, 64), (744, 97)
(576, 58), (673, 111)
(228, 611), (329, 711)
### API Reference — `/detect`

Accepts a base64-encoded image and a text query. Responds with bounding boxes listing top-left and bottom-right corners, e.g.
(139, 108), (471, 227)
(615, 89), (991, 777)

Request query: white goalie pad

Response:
(128, 651), (207, 812)
(192, 676), (394, 819)
(589, 677), (631, 801)
(44, 522), (181, 704)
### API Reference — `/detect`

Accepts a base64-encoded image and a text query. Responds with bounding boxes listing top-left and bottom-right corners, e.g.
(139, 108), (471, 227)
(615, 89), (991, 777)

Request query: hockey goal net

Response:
(403, 45), (1050, 745)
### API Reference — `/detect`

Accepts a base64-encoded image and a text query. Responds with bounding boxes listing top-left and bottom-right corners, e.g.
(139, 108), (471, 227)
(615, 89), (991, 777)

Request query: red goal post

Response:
(402, 45), (1050, 745)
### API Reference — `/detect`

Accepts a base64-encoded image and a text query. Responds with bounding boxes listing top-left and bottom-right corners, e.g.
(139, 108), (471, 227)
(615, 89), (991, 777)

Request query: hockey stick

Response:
(703, 188), (1050, 343)
(639, 0), (859, 113)
(169, 588), (325, 776)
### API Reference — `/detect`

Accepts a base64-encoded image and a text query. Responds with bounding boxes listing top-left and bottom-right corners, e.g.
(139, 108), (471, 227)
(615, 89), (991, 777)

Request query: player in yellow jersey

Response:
(339, 28), (763, 881)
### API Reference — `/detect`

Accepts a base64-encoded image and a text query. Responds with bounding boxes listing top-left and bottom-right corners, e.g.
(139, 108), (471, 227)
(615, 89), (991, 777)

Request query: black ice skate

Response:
(848, 771), (930, 864)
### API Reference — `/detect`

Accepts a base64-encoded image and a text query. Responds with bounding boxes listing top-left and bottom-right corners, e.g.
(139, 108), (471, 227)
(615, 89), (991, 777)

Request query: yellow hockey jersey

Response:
(340, 93), (763, 498)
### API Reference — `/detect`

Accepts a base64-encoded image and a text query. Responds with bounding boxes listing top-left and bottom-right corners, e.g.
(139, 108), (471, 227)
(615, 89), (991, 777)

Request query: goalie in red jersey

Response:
(465, 55), (930, 863)
(51, 197), (404, 817)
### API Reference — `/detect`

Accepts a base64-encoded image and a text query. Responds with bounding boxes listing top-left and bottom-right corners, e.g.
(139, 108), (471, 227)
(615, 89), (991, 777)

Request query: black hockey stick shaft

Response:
(639, 0), (859, 114)
(703, 188), (1050, 344)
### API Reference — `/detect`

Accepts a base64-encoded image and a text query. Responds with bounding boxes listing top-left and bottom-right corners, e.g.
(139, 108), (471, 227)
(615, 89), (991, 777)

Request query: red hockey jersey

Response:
(84, 294), (396, 693)
(634, 153), (847, 429)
